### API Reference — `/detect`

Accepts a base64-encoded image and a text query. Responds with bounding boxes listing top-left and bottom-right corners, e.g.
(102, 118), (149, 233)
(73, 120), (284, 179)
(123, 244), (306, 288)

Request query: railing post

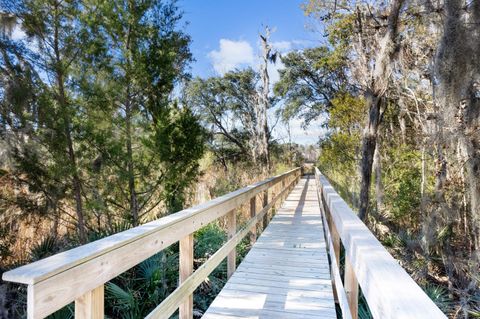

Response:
(227, 209), (236, 279)
(179, 234), (193, 319)
(250, 196), (256, 244)
(75, 285), (104, 319)
(345, 256), (359, 319)
(330, 222), (341, 265)
(262, 190), (269, 229)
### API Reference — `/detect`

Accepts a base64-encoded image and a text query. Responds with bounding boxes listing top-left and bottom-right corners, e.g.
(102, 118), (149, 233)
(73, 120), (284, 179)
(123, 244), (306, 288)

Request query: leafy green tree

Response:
(0, 0), (103, 242)
(186, 68), (264, 167)
(274, 46), (346, 126)
(0, 0), (205, 242)
(81, 0), (204, 223)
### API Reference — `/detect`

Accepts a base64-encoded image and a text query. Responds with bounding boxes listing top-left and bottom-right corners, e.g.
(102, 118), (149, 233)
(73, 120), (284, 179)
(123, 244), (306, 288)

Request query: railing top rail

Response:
(314, 167), (446, 319)
(3, 167), (300, 286)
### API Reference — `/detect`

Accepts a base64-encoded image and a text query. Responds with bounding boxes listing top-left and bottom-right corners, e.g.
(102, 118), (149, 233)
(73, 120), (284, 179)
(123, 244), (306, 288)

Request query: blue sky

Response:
(179, 0), (326, 145)
(180, 0), (320, 77)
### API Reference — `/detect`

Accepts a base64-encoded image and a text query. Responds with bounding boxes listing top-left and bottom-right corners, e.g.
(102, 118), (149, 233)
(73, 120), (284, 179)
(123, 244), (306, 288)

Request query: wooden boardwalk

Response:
(203, 176), (336, 319)
(2, 168), (446, 319)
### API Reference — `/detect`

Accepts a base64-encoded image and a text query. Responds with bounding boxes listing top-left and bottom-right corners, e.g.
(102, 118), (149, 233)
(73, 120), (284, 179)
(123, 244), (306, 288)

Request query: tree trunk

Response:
(125, 93), (138, 226)
(373, 138), (384, 215)
(124, 18), (139, 226)
(123, 21), (139, 226)
(357, 0), (405, 222)
(358, 93), (382, 221)
(53, 19), (87, 243)
(433, 0), (480, 256)
(259, 27), (272, 173)
(461, 136), (480, 253)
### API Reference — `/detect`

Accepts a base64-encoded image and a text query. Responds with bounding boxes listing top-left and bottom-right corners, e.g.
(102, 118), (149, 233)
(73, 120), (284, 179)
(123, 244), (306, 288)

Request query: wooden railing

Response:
(2, 168), (301, 319)
(314, 167), (447, 319)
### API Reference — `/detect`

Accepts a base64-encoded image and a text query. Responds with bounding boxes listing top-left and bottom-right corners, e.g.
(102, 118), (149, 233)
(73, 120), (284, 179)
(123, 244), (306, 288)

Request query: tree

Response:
(187, 67), (276, 172)
(274, 46), (346, 126)
(83, 0), (205, 224)
(0, 0), (205, 240)
(303, 0), (406, 222)
(433, 0), (480, 257)
(0, 0), (101, 242)
(257, 26), (277, 172)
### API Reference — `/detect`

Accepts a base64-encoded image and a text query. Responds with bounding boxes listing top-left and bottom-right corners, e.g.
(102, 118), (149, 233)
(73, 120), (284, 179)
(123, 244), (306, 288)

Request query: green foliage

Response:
(423, 284), (452, 313)
(29, 236), (60, 262)
(88, 221), (133, 242)
(193, 223), (228, 313)
(195, 223), (227, 260)
(317, 93), (364, 195)
(328, 93), (366, 130)
(185, 68), (262, 163)
(155, 105), (206, 212)
(105, 250), (178, 318)
(106, 282), (140, 318)
(326, 12), (356, 63)
(381, 232), (402, 248)
(0, 1), (207, 316)
(46, 304), (73, 319)
(319, 132), (359, 172)
(383, 146), (422, 223)
(274, 47), (346, 125)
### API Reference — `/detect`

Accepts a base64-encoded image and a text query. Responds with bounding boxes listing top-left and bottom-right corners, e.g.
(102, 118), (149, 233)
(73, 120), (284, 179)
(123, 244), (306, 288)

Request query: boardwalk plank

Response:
(203, 176), (336, 319)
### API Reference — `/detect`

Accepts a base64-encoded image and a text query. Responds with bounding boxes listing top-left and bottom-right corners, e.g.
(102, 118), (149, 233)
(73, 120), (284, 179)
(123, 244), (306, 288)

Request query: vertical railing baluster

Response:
(345, 256), (359, 319)
(179, 234), (194, 319)
(331, 222), (341, 265)
(227, 209), (236, 279)
(75, 285), (104, 319)
(262, 190), (269, 229)
(250, 196), (257, 244)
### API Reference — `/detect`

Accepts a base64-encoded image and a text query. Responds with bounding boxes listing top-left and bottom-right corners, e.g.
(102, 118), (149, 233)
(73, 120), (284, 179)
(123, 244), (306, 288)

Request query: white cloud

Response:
(267, 59), (284, 84)
(271, 41), (292, 52)
(208, 39), (254, 75)
(11, 26), (26, 40)
(272, 117), (327, 145)
(207, 37), (312, 85)
(292, 39), (317, 47)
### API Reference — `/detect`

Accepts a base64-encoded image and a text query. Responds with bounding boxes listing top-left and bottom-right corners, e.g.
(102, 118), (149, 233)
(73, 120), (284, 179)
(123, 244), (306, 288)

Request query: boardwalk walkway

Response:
(203, 176), (336, 319)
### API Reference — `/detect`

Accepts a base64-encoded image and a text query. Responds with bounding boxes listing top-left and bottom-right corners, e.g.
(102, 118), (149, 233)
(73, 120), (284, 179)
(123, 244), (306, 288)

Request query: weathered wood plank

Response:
(218, 287), (335, 304)
(226, 209), (236, 279)
(262, 190), (268, 229)
(74, 285), (103, 319)
(345, 255), (359, 319)
(205, 308), (336, 319)
(250, 196), (256, 244)
(220, 282), (334, 300)
(231, 271), (331, 283)
(206, 293), (336, 316)
(237, 261), (329, 273)
(240, 256), (329, 267)
(179, 234), (193, 319)
(235, 265), (331, 278)
(226, 276), (332, 292)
